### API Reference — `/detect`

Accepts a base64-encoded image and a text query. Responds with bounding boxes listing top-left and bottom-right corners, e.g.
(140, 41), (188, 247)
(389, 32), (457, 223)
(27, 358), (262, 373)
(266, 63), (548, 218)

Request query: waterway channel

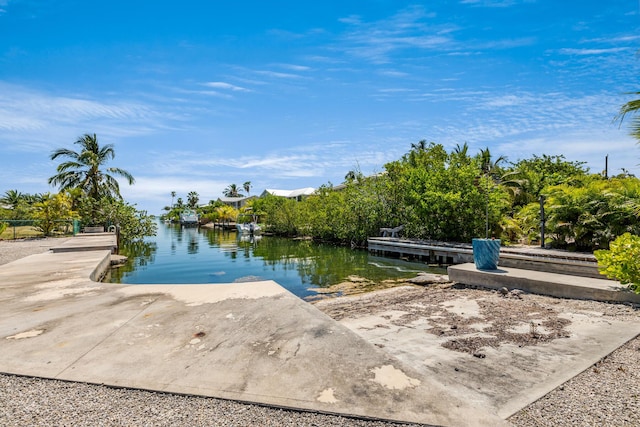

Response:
(106, 222), (445, 299)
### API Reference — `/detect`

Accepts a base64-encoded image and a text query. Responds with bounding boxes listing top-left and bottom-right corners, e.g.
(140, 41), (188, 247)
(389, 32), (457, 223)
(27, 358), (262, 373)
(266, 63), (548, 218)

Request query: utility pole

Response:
(539, 195), (546, 248)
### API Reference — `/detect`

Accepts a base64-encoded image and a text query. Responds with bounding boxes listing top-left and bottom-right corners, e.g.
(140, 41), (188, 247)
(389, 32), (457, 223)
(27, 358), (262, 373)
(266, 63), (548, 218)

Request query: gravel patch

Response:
(0, 374), (421, 427)
(0, 237), (64, 265)
(1, 239), (639, 426)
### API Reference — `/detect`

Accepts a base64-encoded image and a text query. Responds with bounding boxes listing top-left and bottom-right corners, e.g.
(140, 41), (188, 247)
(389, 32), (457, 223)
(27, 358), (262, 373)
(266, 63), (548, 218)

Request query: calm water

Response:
(107, 222), (444, 299)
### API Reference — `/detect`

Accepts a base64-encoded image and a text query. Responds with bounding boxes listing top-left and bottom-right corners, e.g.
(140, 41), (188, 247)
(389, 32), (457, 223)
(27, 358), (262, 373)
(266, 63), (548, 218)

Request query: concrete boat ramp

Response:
(1, 236), (639, 426)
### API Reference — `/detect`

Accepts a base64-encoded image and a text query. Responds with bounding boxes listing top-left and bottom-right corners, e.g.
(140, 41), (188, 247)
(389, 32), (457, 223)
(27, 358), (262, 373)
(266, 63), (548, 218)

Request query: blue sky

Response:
(1, 0), (639, 213)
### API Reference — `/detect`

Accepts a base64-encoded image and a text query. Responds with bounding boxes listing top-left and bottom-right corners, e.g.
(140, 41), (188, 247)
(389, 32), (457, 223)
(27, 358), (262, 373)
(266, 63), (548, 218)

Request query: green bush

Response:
(0, 221), (7, 235)
(594, 232), (640, 293)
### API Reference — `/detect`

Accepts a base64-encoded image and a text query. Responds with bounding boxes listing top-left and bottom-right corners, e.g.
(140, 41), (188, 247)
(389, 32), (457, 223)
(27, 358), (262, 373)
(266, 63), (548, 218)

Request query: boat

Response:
(236, 222), (261, 234)
(179, 209), (199, 226)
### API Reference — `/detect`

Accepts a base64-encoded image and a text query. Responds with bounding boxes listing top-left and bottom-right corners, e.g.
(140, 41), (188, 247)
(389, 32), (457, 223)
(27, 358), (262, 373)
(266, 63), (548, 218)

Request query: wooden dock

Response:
(367, 237), (603, 279)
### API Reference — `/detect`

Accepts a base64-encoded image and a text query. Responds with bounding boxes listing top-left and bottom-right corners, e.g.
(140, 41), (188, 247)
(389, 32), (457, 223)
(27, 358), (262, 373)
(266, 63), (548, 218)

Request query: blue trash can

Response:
(472, 238), (500, 270)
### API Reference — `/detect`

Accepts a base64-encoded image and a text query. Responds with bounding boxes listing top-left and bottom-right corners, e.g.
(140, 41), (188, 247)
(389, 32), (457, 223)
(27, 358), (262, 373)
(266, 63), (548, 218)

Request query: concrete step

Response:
(448, 263), (640, 304)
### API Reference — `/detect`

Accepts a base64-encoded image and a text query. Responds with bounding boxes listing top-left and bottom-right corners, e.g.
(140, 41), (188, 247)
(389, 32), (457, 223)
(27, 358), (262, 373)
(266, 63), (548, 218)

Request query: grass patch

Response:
(0, 225), (45, 240)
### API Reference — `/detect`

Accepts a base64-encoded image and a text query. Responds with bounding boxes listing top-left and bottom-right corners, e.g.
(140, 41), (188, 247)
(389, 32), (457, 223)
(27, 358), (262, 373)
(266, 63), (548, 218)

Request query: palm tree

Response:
(223, 184), (243, 198)
(0, 189), (23, 210)
(410, 140), (428, 151)
(171, 191), (176, 208)
(616, 91), (640, 140)
(48, 133), (134, 200)
(243, 181), (252, 196)
(187, 191), (199, 208)
(478, 148), (507, 177)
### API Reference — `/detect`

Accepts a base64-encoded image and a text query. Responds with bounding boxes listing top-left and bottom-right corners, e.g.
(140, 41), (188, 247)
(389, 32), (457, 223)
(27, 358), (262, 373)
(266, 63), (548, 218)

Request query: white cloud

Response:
(558, 47), (628, 56)
(459, 0), (530, 7)
(120, 176), (231, 209)
(0, 82), (175, 148)
(275, 64), (312, 72)
(337, 6), (457, 63)
(255, 70), (305, 79)
(202, 81), (250, 92)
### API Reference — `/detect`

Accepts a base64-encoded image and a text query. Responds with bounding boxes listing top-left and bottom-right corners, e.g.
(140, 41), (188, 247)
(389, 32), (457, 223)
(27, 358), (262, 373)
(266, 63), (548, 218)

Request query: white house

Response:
(260, 188), (316, 201)
(217, 196), (256, 209)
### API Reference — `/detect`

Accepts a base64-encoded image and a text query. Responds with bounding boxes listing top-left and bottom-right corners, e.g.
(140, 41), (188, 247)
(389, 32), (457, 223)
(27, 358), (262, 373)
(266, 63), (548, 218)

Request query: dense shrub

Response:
(594, 232), (640, 293)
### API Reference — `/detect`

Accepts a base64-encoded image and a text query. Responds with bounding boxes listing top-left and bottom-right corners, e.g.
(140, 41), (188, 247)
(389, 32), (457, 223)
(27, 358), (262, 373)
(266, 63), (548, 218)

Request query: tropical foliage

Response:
(43, 133), (155, 242)
(595, 233), (640, 293)
(3, 130), (638, 253)
(31, 192), (77, 236)
(544, 177), (640, 250)
(187, 191), (199, 208)
(49, 133), (134, 200)
(223, 184), (243, 197)
(78, 197), (156, 242)
(250, 142), (639, 252)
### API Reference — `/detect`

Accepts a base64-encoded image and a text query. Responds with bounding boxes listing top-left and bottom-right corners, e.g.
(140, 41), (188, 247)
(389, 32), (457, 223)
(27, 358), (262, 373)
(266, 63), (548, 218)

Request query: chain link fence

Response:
(0, 219), (80, 240)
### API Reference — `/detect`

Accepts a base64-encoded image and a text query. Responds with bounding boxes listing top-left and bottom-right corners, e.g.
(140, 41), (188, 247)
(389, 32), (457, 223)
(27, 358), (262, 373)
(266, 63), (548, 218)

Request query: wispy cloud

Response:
(459, 0), (531, 7)
(558, 47), (628, 56)
(337, 6), (457, 63)
(274, 64), (312, 72)
(0, 81), (183, 152)
(202, 81), (251, 92)
(255, 70), (305, 79)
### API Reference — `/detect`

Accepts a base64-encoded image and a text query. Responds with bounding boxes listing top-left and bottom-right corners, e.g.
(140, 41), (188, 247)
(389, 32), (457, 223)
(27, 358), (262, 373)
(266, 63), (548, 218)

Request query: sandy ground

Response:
(1, 238), (639, 426)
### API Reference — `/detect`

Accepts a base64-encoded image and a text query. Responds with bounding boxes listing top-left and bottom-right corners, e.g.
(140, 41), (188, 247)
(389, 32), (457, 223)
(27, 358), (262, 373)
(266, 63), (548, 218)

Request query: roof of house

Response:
(261, 188), (316, 198)
(217, 196), (249, 203)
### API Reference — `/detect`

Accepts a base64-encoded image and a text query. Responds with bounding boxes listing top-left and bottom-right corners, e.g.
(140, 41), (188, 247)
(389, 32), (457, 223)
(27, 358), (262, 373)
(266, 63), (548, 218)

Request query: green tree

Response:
(48, 133), (135, 200)
(243, 181), (252, 196)
(544, 176), (640, 250)
(187, 191), (199, 208)
(223, 184), (243, 197)
(0, 189), (23, 210)
(79, 197), (156, 242)
(252, 195), (298, 236)
(32, 192), (77, 236)
(595, 232), (640, 293)
(215, 205), (238, 224)
(506, 155), (589, 208)
(385, 142), (508, 242)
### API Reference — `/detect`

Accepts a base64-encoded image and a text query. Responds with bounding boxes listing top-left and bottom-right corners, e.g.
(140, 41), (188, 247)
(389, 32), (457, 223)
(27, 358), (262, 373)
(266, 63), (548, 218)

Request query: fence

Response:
(0, 219), (80, 240)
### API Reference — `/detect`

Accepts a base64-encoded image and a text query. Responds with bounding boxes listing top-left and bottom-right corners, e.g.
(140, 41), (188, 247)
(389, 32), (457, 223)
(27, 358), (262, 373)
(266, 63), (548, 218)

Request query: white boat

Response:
(179, 209), (198, 225)
(236, 222), (261, 234)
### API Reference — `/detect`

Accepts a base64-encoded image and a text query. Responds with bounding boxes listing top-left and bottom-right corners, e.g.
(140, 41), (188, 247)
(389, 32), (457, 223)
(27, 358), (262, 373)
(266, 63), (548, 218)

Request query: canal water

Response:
(107, 222), (444, 299)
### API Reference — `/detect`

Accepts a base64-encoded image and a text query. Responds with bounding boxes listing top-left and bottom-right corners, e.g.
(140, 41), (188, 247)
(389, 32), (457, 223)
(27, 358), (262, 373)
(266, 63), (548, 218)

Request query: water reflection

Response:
(108, 222), (444, 299)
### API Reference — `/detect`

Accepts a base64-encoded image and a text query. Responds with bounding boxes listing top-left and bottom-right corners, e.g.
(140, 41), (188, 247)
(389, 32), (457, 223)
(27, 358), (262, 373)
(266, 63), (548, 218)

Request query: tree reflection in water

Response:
(107, 239), (158, 282)
(106, 222), (444, 298)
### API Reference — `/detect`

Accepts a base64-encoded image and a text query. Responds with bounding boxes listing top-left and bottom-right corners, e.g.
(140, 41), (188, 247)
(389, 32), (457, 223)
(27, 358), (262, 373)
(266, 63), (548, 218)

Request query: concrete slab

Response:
(0, 250), (506, 427)
(321, 288), (640, 419)
(51, 233), (117, 253)
(448, 263), (640, 304)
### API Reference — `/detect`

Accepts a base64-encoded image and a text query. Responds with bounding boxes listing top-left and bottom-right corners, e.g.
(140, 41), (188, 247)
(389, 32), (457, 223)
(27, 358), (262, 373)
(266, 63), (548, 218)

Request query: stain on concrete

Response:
(6, 329), (45, 340)
(317, 387), (339, 403)
(370, 365), (421, 390)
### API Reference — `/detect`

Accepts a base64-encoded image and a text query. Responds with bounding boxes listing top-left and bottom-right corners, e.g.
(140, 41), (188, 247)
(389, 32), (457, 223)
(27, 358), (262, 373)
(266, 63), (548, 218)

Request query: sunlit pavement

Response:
(1, 235), (638, 426)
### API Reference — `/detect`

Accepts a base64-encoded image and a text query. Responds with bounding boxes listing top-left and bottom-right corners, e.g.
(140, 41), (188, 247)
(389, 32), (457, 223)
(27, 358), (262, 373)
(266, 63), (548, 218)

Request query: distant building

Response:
(217, 196), (256, 209)
(260, 188), (316, 201)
